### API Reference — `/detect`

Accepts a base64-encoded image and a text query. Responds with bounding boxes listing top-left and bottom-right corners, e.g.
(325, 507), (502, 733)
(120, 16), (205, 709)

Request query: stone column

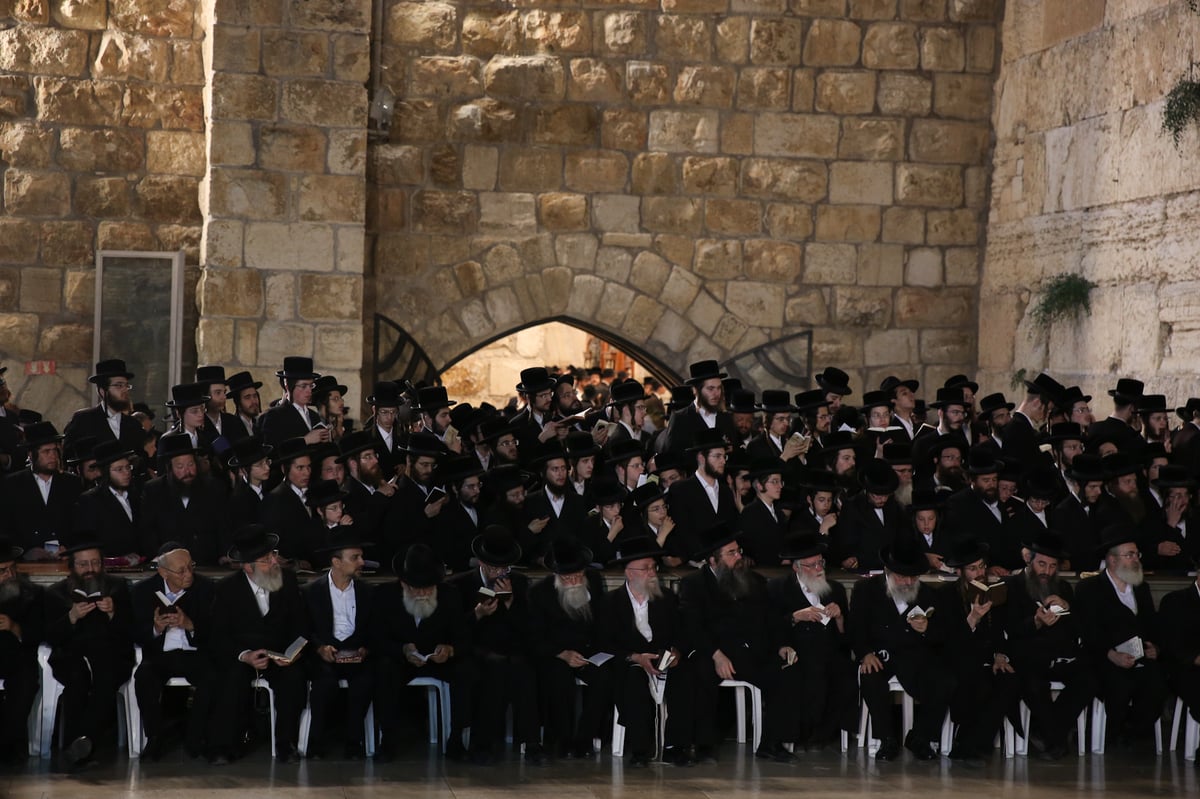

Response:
(197, 0), (369, 404)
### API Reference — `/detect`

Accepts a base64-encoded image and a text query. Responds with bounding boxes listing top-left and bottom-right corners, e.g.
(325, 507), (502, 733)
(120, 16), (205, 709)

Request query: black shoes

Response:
(904, 731), (937, 760)
(65, 735), (93, 769)
(755, 742), (796, 763)
(276, 743), (302, 763)
(694, 745), (718, 764)
(875, 737), (901, 761)
(628, 751), (650, 768)
(662, 746), (695, 767)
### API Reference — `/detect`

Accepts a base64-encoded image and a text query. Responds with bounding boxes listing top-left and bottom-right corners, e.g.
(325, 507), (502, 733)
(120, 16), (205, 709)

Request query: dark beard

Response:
(702, 462), (724, 481)
(714, 562), (752, 600)
(937, 466), (968, 492)
(106, 396), (132, 413)
(1024, 569), (1060, 603)
(1114, 493), (1146, 525)
(0, 578), (22, 604)
(545, 480), (565, 499)
(69, 573), (104, 595)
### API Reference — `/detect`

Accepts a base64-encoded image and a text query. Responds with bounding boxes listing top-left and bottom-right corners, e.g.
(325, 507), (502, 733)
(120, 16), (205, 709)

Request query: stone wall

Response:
(369, 0), (1001, 395)
(980, 0), (1200, 401)
(0, 0), (206, 422)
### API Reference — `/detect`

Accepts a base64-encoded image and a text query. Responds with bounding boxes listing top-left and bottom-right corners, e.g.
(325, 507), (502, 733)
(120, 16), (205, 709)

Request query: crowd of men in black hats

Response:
(0, 356), (1197, 772)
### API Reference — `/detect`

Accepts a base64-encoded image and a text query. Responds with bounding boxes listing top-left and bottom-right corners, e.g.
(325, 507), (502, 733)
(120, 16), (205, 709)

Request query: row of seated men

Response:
(0, 516), (1197, 772)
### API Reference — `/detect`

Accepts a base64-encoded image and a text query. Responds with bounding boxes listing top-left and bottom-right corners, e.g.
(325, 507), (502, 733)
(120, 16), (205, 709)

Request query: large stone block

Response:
(925, 208), (979, 245)
(374, 144), (424, 186)
(877, 73), (932, 115)
(245, 223), (336, 271)
(830, 161), (893, 205)
(673, 66), (735, 107)
(198, 267), (264, 317)
(816, 204), (881, 242)
(741, 158), (827, 202)
(602, 108), (648, 151)
(262, 30), (330, 77)
(74, 176), (131, 218)
(290, 0), (372, 32)
(299, 273), (363, 321)
(58, 128), (144, 173)
(631, 153), (677, 195)
(479, 192), (537, 233)
(894, 287), (973, 327)
(332, 32), (371, 83)
(484, 56), (565, 100)
(569, 58), (623, 102)
(630, 251), (671, 295)
(602, 12), (648, 55)
(499, 148), (562, 192)
(410, 56), (482, 97)
(920, 329), (975, 364)
(804, 19), (862, 66)
(754, 113), (839, 158)
(715, 17), (749, 64)
(857, 243), (905, 285)
(694, 239), (742, 278)
(910, 119), (989, 164)
(531, 104), (598, 147)
(41, 220), (94, 264)
(835, 286), (892, 326)
(0, 122), (53, 168)
(282, 80), (367, 127)
(566, 273), (605, 318)
(63, 269), (94, 314)
(0, 313), (39, 357)
(591, 194), (640, 232)
(413, 191), (479, 234)
(53, 0), (107, 30)
(389, 2), (458, 49)
(18, 268), (61, 314)
(865, 329), (917, 366)
(208, 121), (255, 166)
(4, 169), (70, 217)
(882, 207), (925, 243)
(462, 10), (520, 57)
(0, 219), (39, 263)
(682, 156), (738, 196)
(765, 202), (814, 239)
(210, 24), (261, 74)
(921, 26), (965, 71)
(38, 324), (92, 362)
(565, 150), (628, 192)
(650, 310), (698, 353)
(109, 0), (195, 37)
(299, 175), (366, 223)
(839, 118), (905, 160)
(904, 247), (942, 286)
(804, 242), (857, 284)
(656, 15), (711, 62)
(147, 130), (205, 176)
(540, 193), (588, 231)
(737, 68), (790, 110)
(944, 246), (978, 285)
(648, 109), (719, 153)
(687, 289), (725, 336)
(815, 70), (877, 114)
(786, 289), (829, 325)
(210, 72), (278, 122)
(93, 31), (170, 82)
(744, 239), (801, 281)
(750, 18), (804, 65)
(628, 61), (672, 105)
(258, 125), (327, 173)
(97, 220), (155, 250)
(523, 10), (591, 53)
(0, 26), (89, 76)
(862, 22), (919, 69)
(933, 73), (992, 120)
(208, 168), (287, 219)
(122, 84), (204, 130)
(595, 248), (634, 285)
(641, 197), (703, 234)
(623, 294), (667, 341)
(35, 77), (122, 126)
(659, 265), (702, 309)
(896, 164), (963, 207)
(133, 174), (200, 222)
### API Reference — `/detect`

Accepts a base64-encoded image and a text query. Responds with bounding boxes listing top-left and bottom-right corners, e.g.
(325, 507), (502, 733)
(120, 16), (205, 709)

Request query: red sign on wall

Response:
(24, 360), (56, 376)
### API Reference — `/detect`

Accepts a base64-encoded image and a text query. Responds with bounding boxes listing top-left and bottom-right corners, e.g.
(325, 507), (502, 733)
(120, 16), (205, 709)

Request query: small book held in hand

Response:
(154, 589), (184, 610)
(265, 636), (307, 663)
(906, 605), (935, 620)
(1114, 636), (1144, 659)
(73, 588), (105, 601)
(334, 649), (363, 664)
(477, 586), (513, 600)
(965, 579), (1007, 607)
(657, 650), (675, 671)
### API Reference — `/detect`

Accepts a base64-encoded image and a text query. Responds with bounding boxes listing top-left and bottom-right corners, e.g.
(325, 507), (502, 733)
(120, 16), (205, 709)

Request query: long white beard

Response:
(251, 567), (283, 593)
(403, 591), (438, 620)
(554, 578), (592, 621)
(893, 482), (913, 507)
(799, 572), (831, 599)
(631, 576), (664, 600)
(885, 573), (919, 605)
(1114, 562), (1144, 587)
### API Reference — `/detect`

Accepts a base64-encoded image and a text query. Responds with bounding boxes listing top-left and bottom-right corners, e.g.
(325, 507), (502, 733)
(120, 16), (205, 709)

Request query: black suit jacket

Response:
(302, 573), (375, 652)
(521, 486), (591, 563)
(745, 433), (783, 462)
(139, 474), (227, 565)
(767, 572), (849, 661)
(848, 574), (949, 662)
(64, 404), (144, 454)
(1136, 508), (1200, 572)
(933, 579), (1007, 667)
(830, 492), (905, 570)
(449, 567), (531, 657)
(1000, 411), (1041, 467)
(1074, 572), (1159, 666)
(130, 573), (216, 659)
(3, 469), (83, 553)
(227, 479), (265, 530)
(75, 484), (141, 557)
(944, 487), (1005, 550)
(44, 573), (135, 665)
(602, 583), (687, 659)
(661, 405), (737, 455)
(1158, 583), (1200, 678)
(1087, 416), (1146, 457)
(677, 565), (773, 662)
(207, 568), (308, 663)
(737, 499), (788, 567)
(0, 577), (44, 661)
(371, 582), (467, 661)
(203, 412), (250, 446)
(436, 500), (487, 573)
(1001, 574), (1083, 666)
(666, 475), (738, 562)
(526, 570), (609, 659)
(260, 482), (317, 562)
(257, 402), (321, 447)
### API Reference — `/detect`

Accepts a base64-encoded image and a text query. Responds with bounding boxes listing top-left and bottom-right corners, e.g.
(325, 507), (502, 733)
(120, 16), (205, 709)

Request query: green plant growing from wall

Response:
(1030, 273), (1096, 331)
(1163, 66), (1200, 147)
(1009, 368), (1027, 392)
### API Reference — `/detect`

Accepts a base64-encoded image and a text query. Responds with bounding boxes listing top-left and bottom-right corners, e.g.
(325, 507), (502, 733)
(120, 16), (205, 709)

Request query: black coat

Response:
(44, 573), (135, 665)
(1000, 412), (1041, 468)
(737, 499), (788, 567)
(602, 583), (688, 659)
(435, 500), (487, 573)
(745, 433), (783, 461)
(661, 405), (737, 455)
(302, 573), (375, 652)
(1157, 583), (1200, 678)
(0, 577), (44, 660)
(944, 487), (1005, 552)
(130, 572), (216, 659)
(1074, 572), (1159, 667)
(667, 475), (738, 561)
(448, 568), (531, 657)
(3, 470), (83, 553)
(1001, 574), (1083, 667)
(933, 580), (1007, 668)
(1136, 508), (1200, 572)
(260, 482), (317, 563)
(227, 479), (266, 530)
(848, 574), (949, 662)
(207, 568), (308, 663)
(526, 570), (609, 659)
(64, 404), (144, 454)
(371, 582), (467, 661)
(677, 565), (773, 662)
(830, 492), (905, 570)
(74, 484), (141, 557)
(139, 474), (227, 566)
(1087, 416), (1146, 458)
(995, 500), (1046, 571)
(521, 486), (591, 562)
(203, 412), (250, 446)
(767, 572), (849, 661)
(257, 402), (321, 447)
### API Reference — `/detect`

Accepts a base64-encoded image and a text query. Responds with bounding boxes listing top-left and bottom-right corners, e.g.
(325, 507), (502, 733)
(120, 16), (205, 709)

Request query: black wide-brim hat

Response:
(487, 464), (535, 493)
(471, 525), (523, 567)
(691, 521), (739, 562)
(398, 543), (444, 587)
(859, 457), (900, 494)
(529, 440), (569, 467)
(545, 537), (593, 574)
(89, 358), (134, 384)
(608, 380), (651, 407)
(312, 526), (374, 555)
(880, 375), (919, 396)
(272, 437), (311, 465)
(815, 430), (856, 455)
(564, 430), (600, 460)
(516, 367), (556, 394)
(666, 385), (696, 411)
(228, 524), (280, 562)
(943, 539), (990, 569)
(685, 359), (728, 386)
(229, 435), (273, 469)
(625, 481), (665, 510)
(404, 431), (446, 458)
(93, 439), (137, 468)
(608, 437), (647, 463)
(313, 374), (349, 400)
(727, 389), (757, 414)
(65, 435), (97, 465)
(1023, 372), (1065, 399)
(1028, 530), (1067, 560)
(592, 476), (626, 506)
(437, 454), (485, 485)
(1047, 422), (1085, 443)
(608, 535), (665, 568)
(977, 392), (1015, 418)
(306, 478), (349, 508)
(276, 356), (319, 381)
(195, 365), (228, 385)
(1153, 464), (1198, 490)
(1094, 523), (1139, 562)
(879, 540), (928, 577)
(415, 385), (456, 412)
(22, 421), (64, 448)
(157, 433), (201, 461)
(755, 389), (797, 414)
(478, 417), (519, 444)
(859, 390), (892, 411)
(336, 430), (380, 463)
(367, 380), (403, 408)
(815, 366), (852, 396)
(1176, 398), (1200, 422)
(927, 434), (967, 460)
(943, 374), (979, 394)
(779, 533), (827, 561)
(908, 488), (945, 512)
(929, 386), (966, 409)
(1137, 394), (1168, 414)
(165, 381), (211, 409)
(227, 370), (263, 395)
(1066, 453), (1105, 484)
(966, 448), (1001, 475)
(1101, 452), (1139, 478)
(60, 537), (105, 558)
(1107, 377), (1144, 401)
(794, 389), (831, 412)
(746, 456), (785, 481)
(686, 427), (728, 455)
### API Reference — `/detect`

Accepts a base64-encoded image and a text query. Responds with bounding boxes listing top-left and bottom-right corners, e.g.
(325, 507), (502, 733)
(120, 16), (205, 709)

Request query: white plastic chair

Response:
(1169, 697), (1199, 761)
(407, 676), (452, 752)
(251, 676), (277, 757)
(611, 675), (668, 758)
(1008, 680), (1087, 757)
(37, 643), (132, 758)
(719, 679), (763, 751)
(297, 678), (376, 757)
(127, 644), (195, 758)
(857, 676), (912, 756)
(1090, 697), (1164, 754)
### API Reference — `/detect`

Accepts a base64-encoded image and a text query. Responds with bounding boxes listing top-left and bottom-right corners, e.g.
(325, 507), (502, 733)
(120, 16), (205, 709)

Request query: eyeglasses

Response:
(798, 559), (826, 570)
(293, 382), (314, 391)
(108, 382), (132, 390)
(111, 464), (134, 473)
(764, 478), (784, 486)
(1113, 551), (1142, 561)
(720, 547), (743, 559)
(627, 564), (659, 572)
(161, 561), (197, 575)
(535, 391), (554, 399)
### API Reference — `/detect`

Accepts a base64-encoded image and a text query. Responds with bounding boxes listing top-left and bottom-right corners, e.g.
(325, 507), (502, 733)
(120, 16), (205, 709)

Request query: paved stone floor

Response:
(3, 740), (1197, 799)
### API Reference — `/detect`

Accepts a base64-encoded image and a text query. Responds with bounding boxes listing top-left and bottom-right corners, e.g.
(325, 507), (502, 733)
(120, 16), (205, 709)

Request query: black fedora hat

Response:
(814, 366), (852, 396)
(0, 536), (23, 563)
(23, 421), (64, 448)
(228, 524), (280, 562)
(335, 430), (378, 463)
(415, 385), (456, 412)
(516, 367), (556, 394)
(165, 382), (211, 409)
(624, 481), (665, 511)
(1047, 422), (1085, 443)
(1058, 385), (1092, 407)
(313, 374), (349, 401)
(195, 364), (228, 385)
(859, 458), (899, 494)
(691, 521), (739, 562)
(399, 543), (444, 587)
(16, 409), (42, 427)
(306, 478), (349, 509)
(449, 403), (478, 434)
(65, 436), (98, 465)
(794, 388), (831, 412)
(156, 433), (200, 461)
(882, 442), (912, 465)
(879, 537), (927, 576)
(227, 370), (263, 396)
(471, 524), (523, 566)
(437, 454), (484, 485)
(1137, 394), (1168, 414)
(815, 430), (856, 455)
(608, 535), (665, 568)
(478, 417), (518, 444)
(909, 488), (945, 512)
(756, 389), (797, 414)
(312, 526), (374, 556)
(367, 380), (403, 407)
(404, 431), (446, 458)
(564, 430), (600, 460)
(60, 536), (106, 558)
(1176, 398), (1200, 422)
(229, 435), (273, 469)
(1028, 530), (1066, 560)
(1153, 464), (1197, 490)
(1107, 377), (1144, 401)
(686, 427), (728, 455)
(592, 476), (626, 506)
(272, 437), (311, 465)
(1095, 523), (1139, 562)
(1023, 372), (1065, 400)
(276, 356), (319, 381)
(859, 390), (892, 411)
(722, 377), (743, 397)
(929, 386), (966, 410)
(545, 537), (593, 574)
(799, 468), (840, 493)
(943, 374), (979, 394)
(927, 434), (967, 460)
(779, 533), (827, 561)
(1102, 452), (1139, 479)
(609, 437), (647, 463)
(965, 448), (1001, 476)
(608, 380), (650, 407)
(89, 358), (134, 384)
(746, 456), (785, 481)
(666, 384), (696, 411)
(487, 464), (534, 493)
(1067, 453), (1105, 483)
(528, 440), (569, 467)
(977, 392), (1015, 418)
(727, 389), (756, 414)
(880, 375), (919, 396)
(943, 538), (989, 569)
(1023, 465), (1061, 500)
(93, 439), (137, 468)
(651, 449), (684, 476)
(685, 359), (728, 386)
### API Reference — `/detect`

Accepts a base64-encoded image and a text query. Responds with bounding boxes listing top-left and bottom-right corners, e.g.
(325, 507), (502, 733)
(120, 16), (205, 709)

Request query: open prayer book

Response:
(154, 589), (184, 610)
(477, 586), (513, 600)
(265, 636), (307, 664)
(657, 650), (676, 671)
(73, 588), (107, 601)
(965, 579), (1008, 607)
(905, 605), (935, 620)
(1114, 636), (1144, 659)
(1037, 601), (1070, 616)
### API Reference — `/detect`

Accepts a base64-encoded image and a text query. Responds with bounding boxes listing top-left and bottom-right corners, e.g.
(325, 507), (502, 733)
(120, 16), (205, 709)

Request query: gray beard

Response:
(1114, 562), (1144, 587)
(251, 568), (283, 594)
(715, 562), (753, 600)
(885, 573), (919, 606)
(893, 482), (913, 507)
(798, 572), (831, 599)
(554, 578), (592, 621)
(403, 591), (438, 621)
(632, 576), (664, 601)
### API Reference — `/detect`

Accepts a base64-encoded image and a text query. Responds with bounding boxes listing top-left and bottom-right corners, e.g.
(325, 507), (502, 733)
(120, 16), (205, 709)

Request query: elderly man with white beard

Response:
(372, 543), (469, 761)
(849, 537), (956, 762)
(527, 537), (613, 760)
(206, 525), (309, 765)
(767, 534), (856, 753)
(1075, 526), (1166, 749)
(602, 537), (697, 768)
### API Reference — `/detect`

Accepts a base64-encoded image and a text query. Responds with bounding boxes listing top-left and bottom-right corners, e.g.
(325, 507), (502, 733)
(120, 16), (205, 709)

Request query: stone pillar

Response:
(197, 0), (369, 404)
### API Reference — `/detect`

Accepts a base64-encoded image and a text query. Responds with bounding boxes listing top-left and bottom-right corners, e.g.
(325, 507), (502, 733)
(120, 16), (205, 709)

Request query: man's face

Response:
(892, 463), (913, 485)
(809, 490), (834, 517)
(913, 509), (937, 534)
(989, 407), (1012, 429)
(960, 558), (987, 583)
(103, 377), (132, 410)
(157, 549), (195, 592)
(1030, 553), (1058, 579)
(458, 475), (481, 505)
(868, 406), (891, 428)
(794, 553), (826, 581)
(1148, 457), (1169, 483)
(0, 559), (16, 586)
(733, 412), (754, 438)
(833, 448), (855, 475)
(658, 468), (682, 489)
(701, 448), (726, 479)
(318, 501), (344, 525)
(108, 458), (134, 490)
(892, 385), (915, 412)
(290, 379), (314, 407)
(32, 443), (60, 474)
(998, 478), (1018, 503)
(625, 558), (659, 594)
(940, 404), (965, 430)
(757, 473), (783, 502)
(825, 392), (842, 413)
(324, 390), (345, 416)
(433, 407), (452, 433)
(573, 455), (594, 481)
(630, 401), (648, 429)
(1059, 439), (1083, 466)
(645, 498), (668, 526)
(249, 456), (272, 485)
(494, 434), (518, 463)
(698, 379), (722, 412)
(1071, 401), (1093, 426)
(532, 387), (553, 414)
(1146, 411), (1168, 437)
(410, 455), (436, 484)
(1027, 496), (1051, 515)
(619, 456), (645, 488)
(555, 381), (577, 413)
(320, 455), (344, 484)
(1168, 486), (1191, 507)
(354, 449), (380, 482)
(1082, 480), (1103, 504)
(714, 541), (743, 569)
(972, 472), (998, 502)
(813, 406), (832, 433)
(182, 405), (205, 430)
(333, 547), (364, 579)
(504, 485), (526, 507)
(80, 459), (102, 484)
(544, 458), (568, 489)
(867, 491), (890, 510)
(207, 383), (228, 415)
(374, 405), (397, 432)
(1097, 441), (1119, 457)
(732, 469), (751, 499)
(1111, 473), (1139, 500)
(170, 454), (197, 485)
(287, 456), (312, 490)
(71, 548), (103, 582)
(768, 412), (791, 437)
(236, 387), (262, 417)
(936, 447), (963, 476)
(0, 376), (10, 406)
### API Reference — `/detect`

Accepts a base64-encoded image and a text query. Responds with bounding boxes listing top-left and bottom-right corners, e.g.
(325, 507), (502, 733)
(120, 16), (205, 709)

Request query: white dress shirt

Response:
(110, 487), (133, 521)
(626, 584), (653, 642)
(35, 474), (52, 504)
(546, 486), (565, 518)
(158, 583), (196, 653)
(245, 573), (270, 616)
(697, 473), (721, 513)
(1106, 570), (1138, 614)
(106, 406), (123, 439)
(294, 403), (313, 431)
(328, 573), (356, 641)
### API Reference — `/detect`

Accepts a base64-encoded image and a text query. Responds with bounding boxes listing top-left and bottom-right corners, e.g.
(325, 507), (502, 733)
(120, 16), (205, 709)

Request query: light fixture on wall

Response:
(369, 85), (396, 138)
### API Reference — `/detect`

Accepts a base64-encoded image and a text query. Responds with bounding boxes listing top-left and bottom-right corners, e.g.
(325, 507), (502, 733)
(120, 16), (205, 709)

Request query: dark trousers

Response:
(207, 661), (306, 757)
(376, 656), (472, 745)
(781, 649), (858, 742)
(467, 651), (538, 752)
(692, 649), (789, 748)
(0, 647), (38, 751)
(613, 659), (699, 756)
(134, 650), (213, 748)
(1016, 657), (1098, 750)
(49, 649), (134, 745)
(305, 658), (375, 751)
(536, 656), (613, 751)
(948, 658), (1021, 752)
(861, 651), (956, 743)
(1095, 658), (1167, 741)
(1169, 665), (1200, 726)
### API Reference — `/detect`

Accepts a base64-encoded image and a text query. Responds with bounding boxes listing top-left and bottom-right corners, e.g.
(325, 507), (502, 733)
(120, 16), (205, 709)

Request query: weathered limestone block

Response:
(910, 119), (988, 164)
(642, 196), (703, 234)
(687, 289), (725, 335)
(743, 239), (801, 281)
(496, 149), (559, 193)
(208, 169), (287, 219)
(741, 158), (827, 202)
(75, 177), (131, 218)
(829, 161), (893, 205)
(0, 122), (52, 168)
(632, 153), (677, 194)
(816, 70), (877, 114)
(921, 27), (965, 71)
(290, 0), (372, 32)
(925, 208), (978, 245)
(569, 59), (623, 102)
(299, 175), (366, 223)
(462, 11), (520, 57)
(539, 193), (588, 230)
(147, 130), (205, 176)
(4, 169), (70, 217)
(857, 242), (905, 285)
(765, 203), (814, 239)
(0, 219), (40, 263)
(122, 84), (204, 130)
(904, 247), (942, 286)
(737, 67), (790, 110)
(282, 80), (367, 127)
(694, 239), (742, 278)
(42, 220), (94, 263)
(944, 246), (978, 285)
(389, 2), (458, 49)
(878, 72), (932, 115)
(210, 73), (278, 122)
(602, 108), (648, 151)
(835, 286), (892, 326)
(882, 207), (925, 243)
(805, 242), (857, 283)
(58, 128), (144, 173)
(262, 30), (330, 77)
(722, 112), (754, 154)
(483, 56), (565, 100)
(198, 268), (264, 317)
(109, 0), (195, 37)
(628, 61), (672, 104)
(565, 150), (628, 192)
(623, 294), (667, 341)
(98, 220), (155, 250)
(862, 22), (919, 69)
(966, 24), (995, 72)
(595, 247), (634, 283)
(413, 190), (479, 234)
(35, 77), (122, 125)
(479, 192), (537, 233)
(816, 204), (881, 242)
(750, 18), (804, 65)
(630, 251), (671, 295)
(896, 164), (963, 207)
(133, 174), (200, 222)
(715, 17), (749, 64)
(933, 74), (992, 120)
(38, 324), (92, 362)
(53, 0), (107, 30)
(591, 194), (640, 232)
(245, 223), (335, 271)
(804, 19), (862, 66)
(895, 287), (973, 327)
(19, 268), (62, 313)
(603, 12), (648, 56)
(840, 118), (905, 160)
(659, 265), (703, 308)
(648, 109), (719, 153)
(447, 99), (520, 142)
(94, 31), (171, 82)
(64, 270), (94, 314)
(673, 65), (735, 107)
(299, 274), (363, 321)
(682, 156), (738, 196)
(786, 289), (829, 325)
(0, 26), (90, 76)
(754, 113), (839, 158)
(656, 15), (711, 62)
(532, 104), (597, 147)
(410, 56), (482, 97)
(523, 10), (591, 53)
(332, 33), (371, 83)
